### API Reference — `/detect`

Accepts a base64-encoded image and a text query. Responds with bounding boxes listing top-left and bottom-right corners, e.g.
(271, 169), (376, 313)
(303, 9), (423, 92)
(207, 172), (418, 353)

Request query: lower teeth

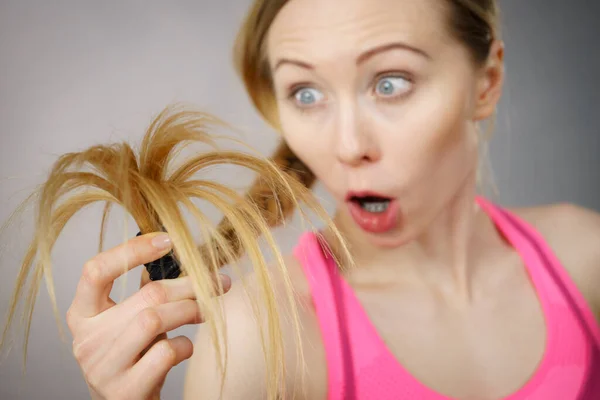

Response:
(361, 201), (389, 213)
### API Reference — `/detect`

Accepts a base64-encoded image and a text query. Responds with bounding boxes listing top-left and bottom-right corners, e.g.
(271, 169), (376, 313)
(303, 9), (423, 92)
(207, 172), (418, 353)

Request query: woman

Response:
(66, 0), (600, 399)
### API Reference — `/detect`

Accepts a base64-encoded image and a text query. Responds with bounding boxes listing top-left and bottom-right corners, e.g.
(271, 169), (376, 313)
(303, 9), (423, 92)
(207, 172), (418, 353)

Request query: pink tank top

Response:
(293, 197), (600, 399)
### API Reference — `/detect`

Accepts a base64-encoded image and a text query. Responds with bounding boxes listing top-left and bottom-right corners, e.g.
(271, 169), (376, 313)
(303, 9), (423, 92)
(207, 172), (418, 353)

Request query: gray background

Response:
(0, 1), (598, 399)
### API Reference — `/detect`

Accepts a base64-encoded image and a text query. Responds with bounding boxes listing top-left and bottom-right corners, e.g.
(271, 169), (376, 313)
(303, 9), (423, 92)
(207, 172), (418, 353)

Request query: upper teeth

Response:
(362, 201), (389, 213)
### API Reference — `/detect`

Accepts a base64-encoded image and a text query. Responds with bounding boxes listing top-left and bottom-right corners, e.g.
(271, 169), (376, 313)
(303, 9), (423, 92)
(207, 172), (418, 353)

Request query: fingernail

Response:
(151, 233), (172, 250)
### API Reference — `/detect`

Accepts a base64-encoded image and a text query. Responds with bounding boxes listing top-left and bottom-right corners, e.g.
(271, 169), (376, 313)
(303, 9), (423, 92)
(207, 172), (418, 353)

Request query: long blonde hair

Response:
(1, 104), (351, 399)
(2, 0), (502, 397)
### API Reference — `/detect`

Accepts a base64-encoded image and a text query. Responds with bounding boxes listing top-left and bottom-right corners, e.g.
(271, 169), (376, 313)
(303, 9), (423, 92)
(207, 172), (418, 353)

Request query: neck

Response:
(326, 176), (488, 302)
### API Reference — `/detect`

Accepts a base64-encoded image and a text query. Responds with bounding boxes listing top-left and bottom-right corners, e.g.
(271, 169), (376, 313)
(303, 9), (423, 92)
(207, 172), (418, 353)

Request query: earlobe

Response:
(474, 40), (505, 121)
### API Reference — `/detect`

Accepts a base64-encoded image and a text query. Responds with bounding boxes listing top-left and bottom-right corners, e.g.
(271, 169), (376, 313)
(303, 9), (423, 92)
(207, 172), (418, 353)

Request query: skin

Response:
(66, 233), (231, 400)
(67, 0), (600, 399)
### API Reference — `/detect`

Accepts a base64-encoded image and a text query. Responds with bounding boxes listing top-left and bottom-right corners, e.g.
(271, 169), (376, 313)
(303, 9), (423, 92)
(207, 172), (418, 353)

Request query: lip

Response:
(345, 190), (393, 201)
(346, 196), (400, 234)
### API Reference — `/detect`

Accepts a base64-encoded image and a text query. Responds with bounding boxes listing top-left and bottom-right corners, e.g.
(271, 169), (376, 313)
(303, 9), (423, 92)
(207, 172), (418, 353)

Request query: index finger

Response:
(71, 232), (173, 318)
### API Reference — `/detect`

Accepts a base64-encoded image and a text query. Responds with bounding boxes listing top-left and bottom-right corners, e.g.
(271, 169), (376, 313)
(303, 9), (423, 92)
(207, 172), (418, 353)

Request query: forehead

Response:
(267, 0), (451, 64)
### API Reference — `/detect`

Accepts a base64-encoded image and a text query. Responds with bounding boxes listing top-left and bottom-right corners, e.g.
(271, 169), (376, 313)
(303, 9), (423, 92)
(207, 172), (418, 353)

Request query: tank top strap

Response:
(292, 199), (600, 399)
(293, 232), (358, 400)
(476, 196), (600, 349)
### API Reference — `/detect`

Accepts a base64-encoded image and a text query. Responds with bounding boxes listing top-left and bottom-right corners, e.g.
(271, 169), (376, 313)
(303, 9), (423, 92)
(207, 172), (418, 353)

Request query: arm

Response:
(518, 203), (600, 320)
(183, 277), (271, 400)
(183, 260), (310, 400)
(555, 203), (600, 319)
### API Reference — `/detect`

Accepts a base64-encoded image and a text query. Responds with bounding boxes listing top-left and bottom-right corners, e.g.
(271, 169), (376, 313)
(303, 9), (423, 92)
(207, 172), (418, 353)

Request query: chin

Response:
(363, 228), (412, 248)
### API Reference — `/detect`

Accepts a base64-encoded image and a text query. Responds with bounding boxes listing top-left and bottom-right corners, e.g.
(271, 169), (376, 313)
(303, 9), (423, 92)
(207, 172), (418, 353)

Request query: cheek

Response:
(423, 101), (473, 162)
(377, 82), (478, 185)
(278, 109), (333, 176)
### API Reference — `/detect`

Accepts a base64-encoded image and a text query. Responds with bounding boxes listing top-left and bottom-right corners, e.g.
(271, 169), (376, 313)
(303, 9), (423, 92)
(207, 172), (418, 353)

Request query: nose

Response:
(334, 100), (380, 167)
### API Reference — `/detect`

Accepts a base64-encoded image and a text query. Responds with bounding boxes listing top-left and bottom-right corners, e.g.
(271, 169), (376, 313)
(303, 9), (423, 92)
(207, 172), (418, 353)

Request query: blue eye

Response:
(293, 88), (324, 107)
(375, 76), (411, 97)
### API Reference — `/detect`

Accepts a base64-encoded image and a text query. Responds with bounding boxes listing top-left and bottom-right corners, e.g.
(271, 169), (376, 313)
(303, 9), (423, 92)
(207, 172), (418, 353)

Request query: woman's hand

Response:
(65, 233), (231, 400)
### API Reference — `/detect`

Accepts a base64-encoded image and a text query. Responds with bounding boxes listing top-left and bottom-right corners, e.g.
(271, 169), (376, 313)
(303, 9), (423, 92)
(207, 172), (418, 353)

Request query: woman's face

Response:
(267, 0), (502, 247)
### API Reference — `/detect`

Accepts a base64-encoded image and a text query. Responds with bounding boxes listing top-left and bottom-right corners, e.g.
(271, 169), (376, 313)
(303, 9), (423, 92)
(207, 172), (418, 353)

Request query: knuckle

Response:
(72, 342), (83, 362)
(129, 241), (145, 261)
(82, 258), (104, 286)
(72, 339), (91, 364)
(141, 281), (167, 307)
(84, 369), (99, 387)
(85, 372), (105, 394)
(65, 307), (78, 331)
(126, 239), (150, 268)
(85, 362), (117, 396)
(156, 340), (176, 366)
(137, 308), (162, 335)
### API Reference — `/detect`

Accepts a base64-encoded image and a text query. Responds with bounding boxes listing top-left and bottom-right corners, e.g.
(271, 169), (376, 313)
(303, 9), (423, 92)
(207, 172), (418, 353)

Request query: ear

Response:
(473, 40), (505, 121)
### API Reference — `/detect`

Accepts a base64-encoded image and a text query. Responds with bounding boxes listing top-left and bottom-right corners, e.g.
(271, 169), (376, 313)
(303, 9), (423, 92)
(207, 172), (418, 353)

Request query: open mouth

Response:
(349, 195), (392, 214)
(346, 191), (399, 233)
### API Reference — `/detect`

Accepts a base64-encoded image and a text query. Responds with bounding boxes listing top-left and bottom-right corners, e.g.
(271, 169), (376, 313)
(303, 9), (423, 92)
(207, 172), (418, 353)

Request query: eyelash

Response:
(285, 70), (415, 109)
(371, 71), (414, 101)
(287, 83), (310, 100)
(286, 83), (324, 112)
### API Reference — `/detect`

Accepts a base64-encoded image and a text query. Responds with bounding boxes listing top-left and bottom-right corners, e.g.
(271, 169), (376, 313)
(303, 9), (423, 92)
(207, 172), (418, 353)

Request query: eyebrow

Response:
(274, 58), (314, 71)
(358, 42), (431, 64)
(273, 41), (430, 72)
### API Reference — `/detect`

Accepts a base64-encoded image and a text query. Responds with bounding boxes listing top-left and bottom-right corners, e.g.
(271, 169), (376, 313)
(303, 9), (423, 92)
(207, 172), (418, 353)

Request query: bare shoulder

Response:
(183, 252), (315, 400)
(509, 202), (600, 316)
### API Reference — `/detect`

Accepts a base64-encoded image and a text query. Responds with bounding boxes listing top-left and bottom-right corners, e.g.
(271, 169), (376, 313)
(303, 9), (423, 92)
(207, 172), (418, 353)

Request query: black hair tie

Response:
(136, 231), (182, 281)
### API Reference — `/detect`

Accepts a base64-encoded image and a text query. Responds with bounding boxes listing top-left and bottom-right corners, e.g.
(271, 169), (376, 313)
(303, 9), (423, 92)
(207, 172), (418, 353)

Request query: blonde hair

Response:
(3, 1), (503, 396)
(1, 104), (351, 400)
